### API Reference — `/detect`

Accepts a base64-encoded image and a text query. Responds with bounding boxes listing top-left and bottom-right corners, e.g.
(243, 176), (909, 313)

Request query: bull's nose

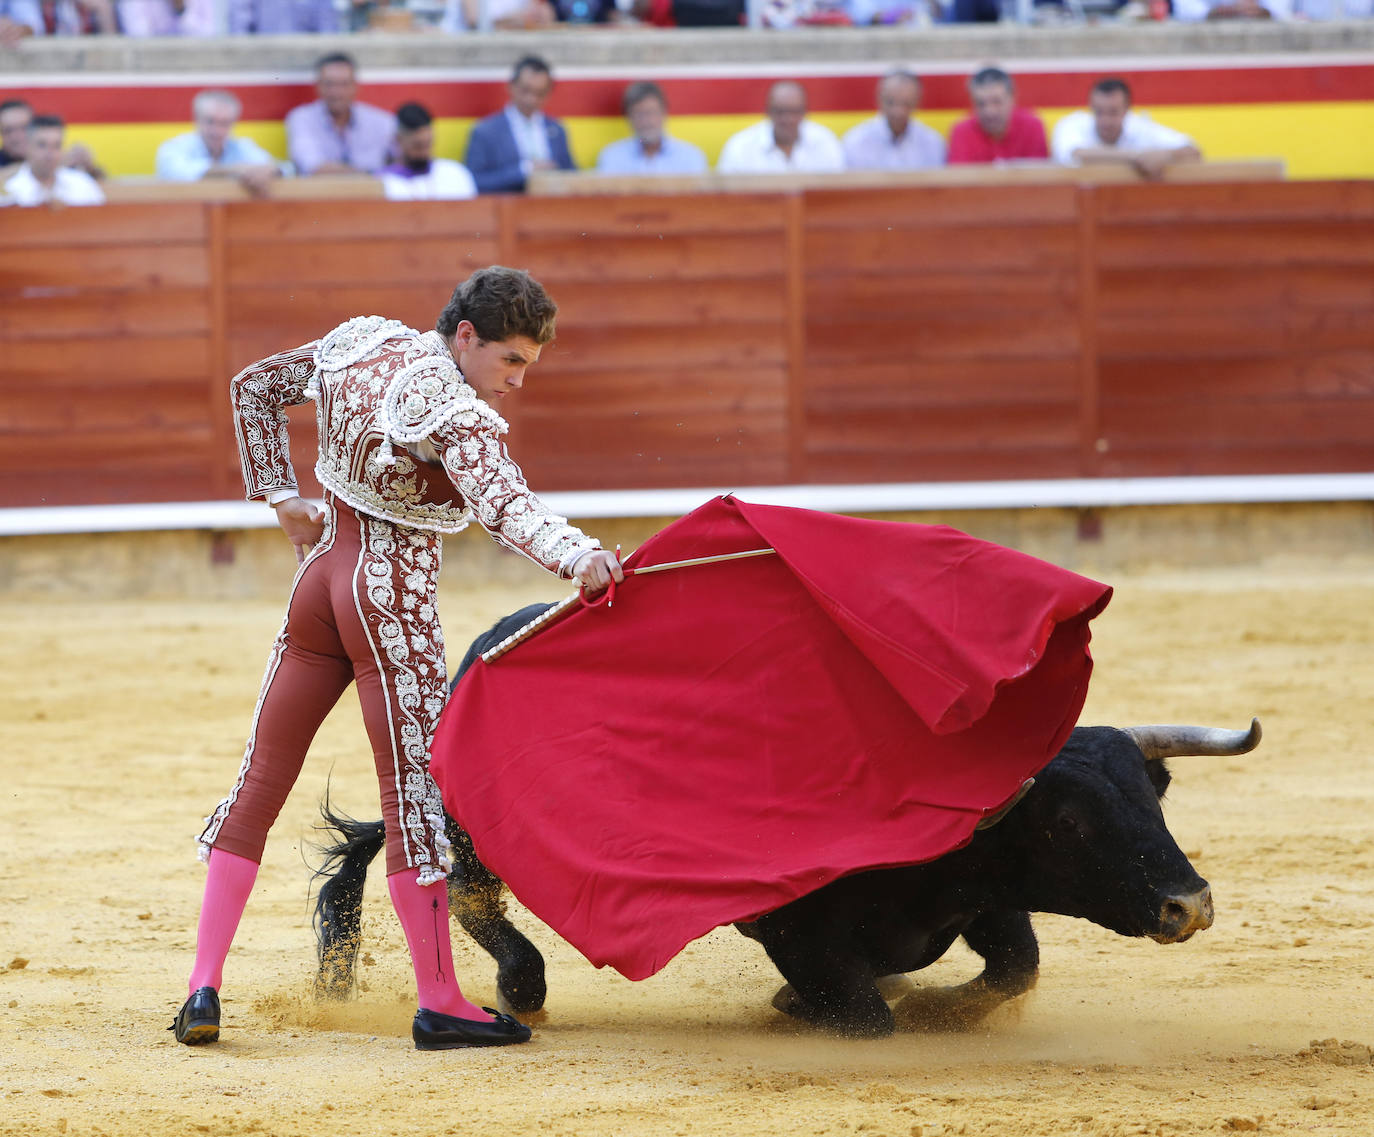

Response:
(1154, 885), (1214, 943)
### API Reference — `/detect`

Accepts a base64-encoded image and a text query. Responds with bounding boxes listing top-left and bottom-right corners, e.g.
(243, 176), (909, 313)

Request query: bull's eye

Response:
(1056, 813), (1079, 836)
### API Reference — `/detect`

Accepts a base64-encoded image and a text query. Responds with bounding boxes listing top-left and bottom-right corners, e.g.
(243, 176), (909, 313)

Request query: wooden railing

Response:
(2, 178), (1371, 509)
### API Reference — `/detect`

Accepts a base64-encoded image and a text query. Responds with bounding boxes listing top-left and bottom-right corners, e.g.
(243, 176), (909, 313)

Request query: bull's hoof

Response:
(771, 982), (805, 1017)
(891, 978), (1029, 1033)
(874, 973), (917, 1003)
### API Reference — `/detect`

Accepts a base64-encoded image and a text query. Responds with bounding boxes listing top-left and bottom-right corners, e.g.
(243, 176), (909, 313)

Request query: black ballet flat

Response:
(169, 986), (220, 1045)
(412, 1006), (532, 1050)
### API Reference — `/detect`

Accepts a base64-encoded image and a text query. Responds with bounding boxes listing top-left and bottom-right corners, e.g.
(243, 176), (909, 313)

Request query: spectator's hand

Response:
(1132, 150), (1172, 181)
(0, 18), (34, 47)
(272, 496), (325, 564)
(572, 549), (625, 595)
(237, 165), (279, 198)
(63, 143), (104, 179)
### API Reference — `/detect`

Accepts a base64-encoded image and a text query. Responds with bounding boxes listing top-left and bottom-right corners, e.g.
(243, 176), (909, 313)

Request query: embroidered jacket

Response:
(230, 315), (598, 577)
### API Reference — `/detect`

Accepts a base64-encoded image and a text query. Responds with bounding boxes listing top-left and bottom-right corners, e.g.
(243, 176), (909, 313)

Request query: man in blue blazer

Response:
(465, 55), (577, 194)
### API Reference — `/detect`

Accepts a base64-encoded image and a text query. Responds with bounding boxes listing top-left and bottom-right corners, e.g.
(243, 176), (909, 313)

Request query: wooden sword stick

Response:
(479, 547), (777, 663)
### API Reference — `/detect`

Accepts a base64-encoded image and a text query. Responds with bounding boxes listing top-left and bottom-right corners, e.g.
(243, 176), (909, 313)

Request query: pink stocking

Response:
(387, 871), (489, 1022)
(187, 848), (259, 995)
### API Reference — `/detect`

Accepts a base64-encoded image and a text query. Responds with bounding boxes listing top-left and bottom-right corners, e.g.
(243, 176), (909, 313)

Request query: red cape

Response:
(431, 497), (1111, 980)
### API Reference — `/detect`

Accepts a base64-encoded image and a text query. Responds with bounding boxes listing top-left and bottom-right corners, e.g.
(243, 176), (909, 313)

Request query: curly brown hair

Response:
(435, 266), (557, 345)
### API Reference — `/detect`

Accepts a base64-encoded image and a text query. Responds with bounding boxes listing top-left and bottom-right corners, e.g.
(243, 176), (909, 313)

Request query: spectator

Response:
(229, 0), (339, 30)
(156, 90), (281, 196)
(0, 95), (103, 181)
(1051, 77), (1200, 180)
(439, 0), (556, 29)
(947, 67), (1049, 165)
(2, 0), (114, 42)
(380, 102), (477, 200)
(117, 0), (218, 33)
(0, 97), (31, 167)
(464, 56), (576, 195)
(716, 80), (844, 175)
(841, 70), (945, 172)
(285, 52), (396, 177)
(1173, 0), (1290, 16)
(4, 114), (103, 206)
(595, 82), (708, 177)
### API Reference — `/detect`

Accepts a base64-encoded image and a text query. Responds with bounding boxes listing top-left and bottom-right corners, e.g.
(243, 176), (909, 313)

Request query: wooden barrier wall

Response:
(2, 181), (1372, 508)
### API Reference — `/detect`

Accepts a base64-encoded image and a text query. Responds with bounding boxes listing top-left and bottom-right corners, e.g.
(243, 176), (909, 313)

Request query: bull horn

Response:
(1124, 718), (1262, 761)
(975, 777), (1035, 830)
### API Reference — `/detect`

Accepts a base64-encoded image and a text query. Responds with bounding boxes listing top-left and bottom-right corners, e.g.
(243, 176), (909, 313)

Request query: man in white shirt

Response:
(3, 115), (104, 207)
(842, 70), (946, 172)
(1051, 77), (1201, 181)
(596, 81), (709, 177)
(716, 80), (844, 176)
(380, 102), (477, 201)
(156, 90), (281, 197)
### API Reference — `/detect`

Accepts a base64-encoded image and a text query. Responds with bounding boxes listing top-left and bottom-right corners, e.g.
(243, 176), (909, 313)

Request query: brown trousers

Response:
(198, 495), (451, 882)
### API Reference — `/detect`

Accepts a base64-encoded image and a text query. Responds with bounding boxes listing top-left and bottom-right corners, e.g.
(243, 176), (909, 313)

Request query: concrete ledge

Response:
(3, 473), (1371, 537)
(5, 23), (1374, 76)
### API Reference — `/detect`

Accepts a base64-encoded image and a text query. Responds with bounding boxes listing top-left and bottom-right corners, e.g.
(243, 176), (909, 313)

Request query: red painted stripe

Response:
(3, 64), (1371, 125)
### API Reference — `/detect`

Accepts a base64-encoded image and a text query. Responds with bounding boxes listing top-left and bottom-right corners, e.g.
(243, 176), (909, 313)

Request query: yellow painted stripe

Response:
(71, 101), (1374, 182)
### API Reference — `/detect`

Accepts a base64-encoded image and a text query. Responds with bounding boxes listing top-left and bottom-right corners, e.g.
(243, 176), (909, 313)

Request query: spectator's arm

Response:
(465, 126), (527, 193)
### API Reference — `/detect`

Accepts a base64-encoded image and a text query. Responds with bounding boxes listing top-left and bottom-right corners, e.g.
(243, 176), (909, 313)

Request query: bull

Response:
(312, 601), (1260, 1038)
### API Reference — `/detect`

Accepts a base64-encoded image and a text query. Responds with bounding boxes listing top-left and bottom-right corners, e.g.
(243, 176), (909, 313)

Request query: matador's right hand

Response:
(272, 496), (326, 564)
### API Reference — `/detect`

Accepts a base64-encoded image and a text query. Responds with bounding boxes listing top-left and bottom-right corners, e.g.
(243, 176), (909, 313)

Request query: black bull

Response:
(312, 602), (1261, 1038)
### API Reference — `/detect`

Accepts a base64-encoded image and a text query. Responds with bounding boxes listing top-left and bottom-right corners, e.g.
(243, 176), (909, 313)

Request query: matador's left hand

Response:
(272, 496), (325, 564)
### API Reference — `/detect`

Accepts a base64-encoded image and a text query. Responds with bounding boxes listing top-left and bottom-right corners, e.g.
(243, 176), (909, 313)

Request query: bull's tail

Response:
(311, 794), (386, 1000)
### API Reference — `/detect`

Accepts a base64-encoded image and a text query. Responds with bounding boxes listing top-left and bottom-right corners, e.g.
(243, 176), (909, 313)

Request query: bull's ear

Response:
(1143, 758), (1172, 800)
(975, 778), (1035, 830)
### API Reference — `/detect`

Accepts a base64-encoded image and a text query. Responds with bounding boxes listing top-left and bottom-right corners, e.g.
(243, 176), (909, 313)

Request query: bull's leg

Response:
(891, 909), (1039, 1031)
(447, 823), (547, 1015)
(313, 830), (386, 999)
(752, 919), (894, 1038)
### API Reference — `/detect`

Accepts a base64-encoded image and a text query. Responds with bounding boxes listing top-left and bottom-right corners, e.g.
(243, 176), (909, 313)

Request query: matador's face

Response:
(450, 322), (543, 406)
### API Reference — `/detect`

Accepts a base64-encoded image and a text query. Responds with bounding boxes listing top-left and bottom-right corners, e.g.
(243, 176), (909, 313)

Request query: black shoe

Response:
(413, 1006), (532, 1050)
(169, 987), (220, 1045)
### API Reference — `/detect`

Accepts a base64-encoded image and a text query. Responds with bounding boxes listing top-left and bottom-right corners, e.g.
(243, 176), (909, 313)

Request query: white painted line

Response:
(2, 473), (1370, 536)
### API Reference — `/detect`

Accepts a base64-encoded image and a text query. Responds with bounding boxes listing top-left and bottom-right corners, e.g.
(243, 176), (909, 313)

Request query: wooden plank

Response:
(807, 402), (1081, 454)
(2, 335), (210, 382)
(0, 245), (209, 291)
(552, 277), (787, 327)
(1098, 442), (1374, 479)
(0, 381), (211, 432)
(1077, 184), (1102, 478)
(804, 447), (1084, 486)
(509, 233), (788, 283)
(806, 312), (1080, 363)
(225, 197), (500, 242)
(1098, 306), (1374, 356)
(207, 202), (233, 498)
(805, 359), (1080, 410)
(1100, 351), (1374, 402)
(1, 465), (219, 508)
(1099, 397), (1374, 447)
(539, 323), (786, 373)
(804, 184), (1079, 229)
(1094, 180), (1374, 225)
(0, 202), (207, 248)
(785, 194), (806, 483)
(1096, 220), (1374, 270)
(806, 270), (1077, 314)
(511, 193), (787, 238)
(1098, 264), (1374, 313)
(523, 365), (786, 412)
(226, 237), (501, 288)
(805, 224), (1080, 274)
(227, 286), (456, 337)
(0, 287), (209, 338)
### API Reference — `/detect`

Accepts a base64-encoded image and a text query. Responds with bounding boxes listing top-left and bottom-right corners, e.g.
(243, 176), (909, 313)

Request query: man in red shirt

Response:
(947, 66), (1049, 164)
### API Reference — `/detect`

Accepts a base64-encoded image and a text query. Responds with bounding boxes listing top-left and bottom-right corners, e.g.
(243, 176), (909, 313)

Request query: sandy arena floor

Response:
(2, 556), (1372, 1137)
